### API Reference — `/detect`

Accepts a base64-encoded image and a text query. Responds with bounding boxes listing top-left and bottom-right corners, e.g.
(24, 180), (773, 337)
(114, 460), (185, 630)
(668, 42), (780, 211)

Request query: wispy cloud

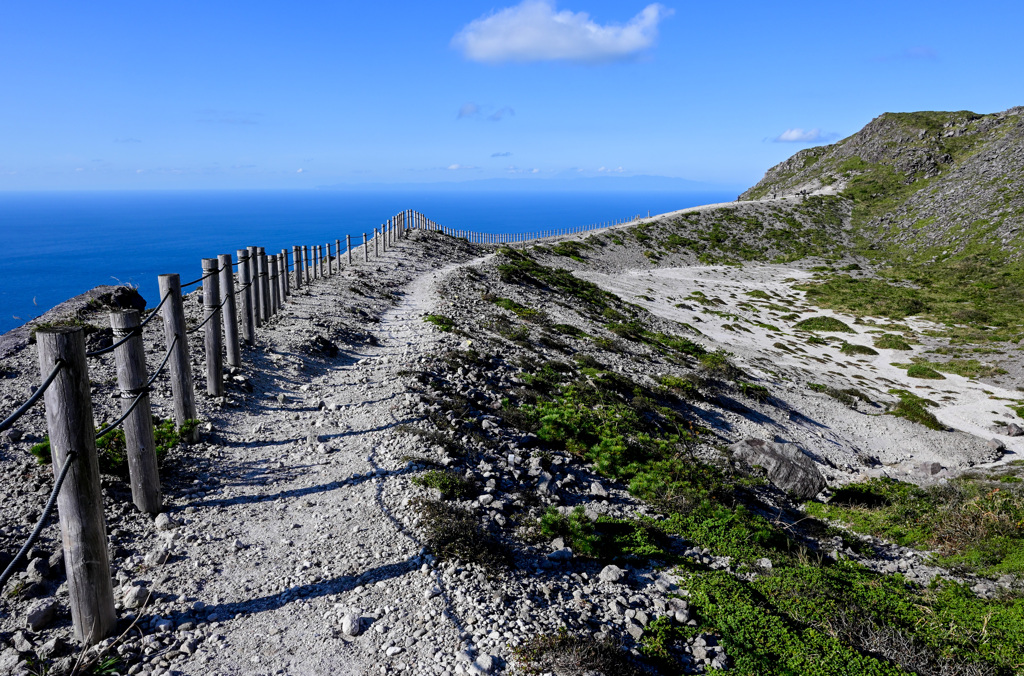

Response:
(114, 137), (141, 144)
(452, 0), (673, 64)
(457, 102), (515, 121)
(489, 106), (515, 121)
(773, 128), (838, 144)
(597, 165), (625, 173)
(447, 164), (479, 170)
(492, 151), (513, 157)
(457, 103), (481, 119)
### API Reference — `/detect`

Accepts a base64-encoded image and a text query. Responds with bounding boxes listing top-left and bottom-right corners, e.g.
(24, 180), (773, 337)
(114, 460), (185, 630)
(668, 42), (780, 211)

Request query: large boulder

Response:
(730, 439), (826, 498)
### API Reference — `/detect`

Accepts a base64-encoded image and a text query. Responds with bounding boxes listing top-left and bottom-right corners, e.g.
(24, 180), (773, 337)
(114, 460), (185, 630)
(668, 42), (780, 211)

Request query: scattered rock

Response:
(599, 565), (626, 583)
(26, 600), (58, 632)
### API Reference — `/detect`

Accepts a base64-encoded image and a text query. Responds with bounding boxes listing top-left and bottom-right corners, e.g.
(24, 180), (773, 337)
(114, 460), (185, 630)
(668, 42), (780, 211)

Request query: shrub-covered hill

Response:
(740, 107), (1024, 266)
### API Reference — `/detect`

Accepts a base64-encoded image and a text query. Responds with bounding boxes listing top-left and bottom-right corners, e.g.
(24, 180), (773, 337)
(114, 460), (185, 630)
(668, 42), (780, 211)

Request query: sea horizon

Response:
(0, 188), (737, 335)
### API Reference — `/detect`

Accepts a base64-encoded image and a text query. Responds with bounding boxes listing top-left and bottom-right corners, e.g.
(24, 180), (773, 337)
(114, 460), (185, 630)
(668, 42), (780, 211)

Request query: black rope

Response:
(94, 389), (148, 440)
(0, 361), (63, 433)
(0, 451), (77, 590)
(86, 327), (141, 358)
(146, 335), (177, 389)
(181, 261), (228, 289)
(139, 292), (171, 329)
(234, 281), (253, 296)
(185, 295), (229, 334)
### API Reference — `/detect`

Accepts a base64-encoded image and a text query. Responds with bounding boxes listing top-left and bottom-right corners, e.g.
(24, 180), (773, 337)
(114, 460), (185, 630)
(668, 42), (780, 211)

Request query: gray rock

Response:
(154, 513), (177, 531)
(729, 439), (825, 498)
(11, 631), (33, 653)
(25, 557), (49, 582)
(599, 565), (626, 583)
(589, 481), (609, 497)
(341, 612), (362, 636)
(756, 557), (773, 571)
(26, 600), (57, 631)
(0, 649), (20, 672)
(1007, 423), (1024, 437)
(626, 623), (644, 640)
(547, 548), (573, 562)
(914, 461), (944, 477)
(122, 585), (149, 609)
(36, 637), (69, 659)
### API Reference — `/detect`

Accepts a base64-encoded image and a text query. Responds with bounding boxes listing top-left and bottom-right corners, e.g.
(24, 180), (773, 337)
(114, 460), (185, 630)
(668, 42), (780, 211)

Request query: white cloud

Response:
(447, 164), (478, 170)
(296, 168), (304, 173)
(597, 166), (624, 173)
(452, 0), (673, 64)
(774, 128), (838, 143)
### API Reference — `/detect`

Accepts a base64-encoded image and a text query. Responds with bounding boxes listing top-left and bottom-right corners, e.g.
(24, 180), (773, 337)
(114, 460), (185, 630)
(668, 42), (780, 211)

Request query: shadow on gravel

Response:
(151, 558), (422, 627)
(170, 464), (420, 512)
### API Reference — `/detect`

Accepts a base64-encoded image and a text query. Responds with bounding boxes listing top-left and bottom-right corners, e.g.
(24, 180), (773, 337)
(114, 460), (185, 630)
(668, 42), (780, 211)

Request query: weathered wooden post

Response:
(247, 246), (262, 328)
(292, 246), (302, 289)
(325, 243), (333, 276)
(304, 245), (312, 283)
(236, 249), (255, 346)
(218, 254), (241, 367)
(109, 310), (161, 513)
(335, 239), (341, 272)
(279, 252), (288, 298)
(381, 224), (387, 253)
(363, 233), (368, 262)
(201, 258), (223, 397)
(268, 255), (280, 315)
(374, 228), (379, 257)
(36, 327), (117, 644)
(258, 248), (271, 320)
(346, 235), (352, 265)
(158, 274), (198, 440)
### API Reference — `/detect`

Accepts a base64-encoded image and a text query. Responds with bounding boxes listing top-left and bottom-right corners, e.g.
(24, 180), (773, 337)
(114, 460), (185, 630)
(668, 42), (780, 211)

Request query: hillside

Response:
(741, 107), (1024, 265)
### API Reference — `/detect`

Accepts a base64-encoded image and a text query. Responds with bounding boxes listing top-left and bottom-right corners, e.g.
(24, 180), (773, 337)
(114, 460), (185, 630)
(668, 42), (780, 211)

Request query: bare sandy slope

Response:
(576, 264), (1018, 483)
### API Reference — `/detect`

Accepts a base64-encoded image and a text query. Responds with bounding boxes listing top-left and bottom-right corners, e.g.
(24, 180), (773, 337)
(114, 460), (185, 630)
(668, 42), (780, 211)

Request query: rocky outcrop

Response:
(729, 439), (826, 498)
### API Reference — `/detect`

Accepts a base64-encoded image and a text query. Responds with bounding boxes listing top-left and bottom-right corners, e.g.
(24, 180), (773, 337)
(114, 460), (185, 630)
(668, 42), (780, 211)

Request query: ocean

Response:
(0, 189), (735, 335)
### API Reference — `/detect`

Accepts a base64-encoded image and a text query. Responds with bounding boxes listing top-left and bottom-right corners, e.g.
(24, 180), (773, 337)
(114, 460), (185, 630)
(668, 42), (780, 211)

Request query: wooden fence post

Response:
(201, 258), (223, 397)
(36, 327), (117, 644)
(304, 246), (311, 283)
(258, 248), (271, 320)
(268, 255), (280, 315)
(292, 246), (302, 289)
(326, 243), (333, 276)
(109, 310), (161, 513)
(157, 274), (198, 440)
(247, 246), (262, 328)
(335, 239), (341, 272)
(375, 228), (379, 257)
(236, 250), (255, 346)
(280, 250), (290, 297)
(218, 254), (241, 368)
(363, 233), (368, 262)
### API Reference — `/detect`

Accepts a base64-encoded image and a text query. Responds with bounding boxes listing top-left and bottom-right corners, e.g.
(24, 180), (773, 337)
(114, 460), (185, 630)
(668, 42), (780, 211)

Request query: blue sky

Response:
(1, 0), (1021, 191)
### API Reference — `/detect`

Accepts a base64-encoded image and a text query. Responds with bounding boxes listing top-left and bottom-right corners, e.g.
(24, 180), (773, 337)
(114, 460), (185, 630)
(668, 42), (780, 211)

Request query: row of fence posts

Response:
(8, 206), (646, 645)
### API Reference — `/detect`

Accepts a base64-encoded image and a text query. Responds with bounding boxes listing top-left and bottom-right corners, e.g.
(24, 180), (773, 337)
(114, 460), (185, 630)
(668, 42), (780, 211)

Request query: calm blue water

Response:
(0, 190), (735, 334)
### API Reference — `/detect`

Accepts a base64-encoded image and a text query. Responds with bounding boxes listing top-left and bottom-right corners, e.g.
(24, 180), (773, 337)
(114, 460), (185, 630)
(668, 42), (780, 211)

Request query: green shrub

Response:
(491, 297), (545, 321)
(539, 506), (599, 556)
(737, 381), (770, 402)
(657, 374), (701, 400)
(415, 499), (507, 569)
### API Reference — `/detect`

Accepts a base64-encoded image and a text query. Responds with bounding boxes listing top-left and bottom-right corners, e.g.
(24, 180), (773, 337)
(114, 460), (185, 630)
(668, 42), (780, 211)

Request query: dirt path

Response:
(130, 248), (490, 675)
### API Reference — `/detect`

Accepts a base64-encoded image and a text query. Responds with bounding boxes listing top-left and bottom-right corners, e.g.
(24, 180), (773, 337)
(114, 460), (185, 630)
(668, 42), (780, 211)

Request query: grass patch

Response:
(793, 316), (855, 332)
(29, 417), (192, 473)
(490, 296), (546, 322)
(424, 314), (455, 332)
(839, 342), (879, 356)
(888, 389), (944, 430)
(513, 629), (645, 676)
(411, 469), (476, 499)
(874, 333), (913, 350)
(905, 364), (945, 380)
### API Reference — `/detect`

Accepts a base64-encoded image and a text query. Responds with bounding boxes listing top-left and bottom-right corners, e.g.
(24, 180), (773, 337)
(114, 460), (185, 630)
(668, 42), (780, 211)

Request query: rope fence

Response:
(0, 207), (640, 645)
